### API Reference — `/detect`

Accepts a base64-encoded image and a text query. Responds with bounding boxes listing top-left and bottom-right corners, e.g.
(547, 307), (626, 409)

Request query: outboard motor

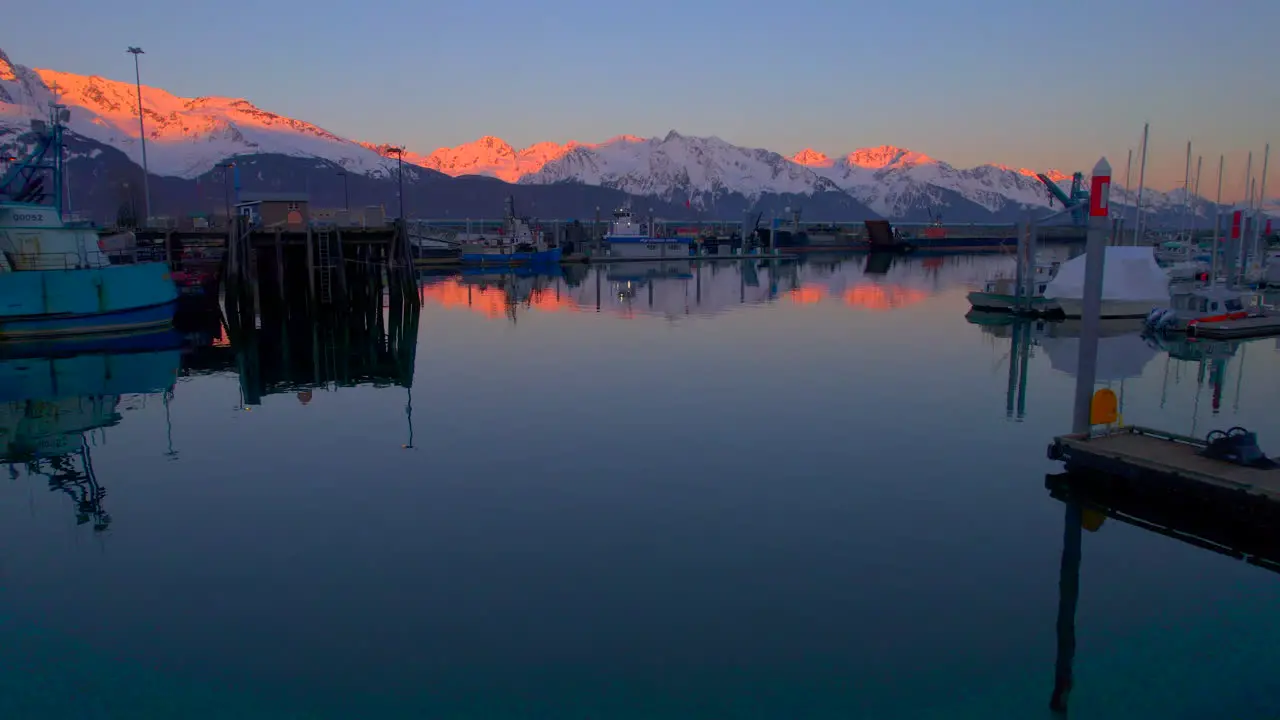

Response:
(1154, 309), (1179, 331)
(1201, 427), (1278, 468)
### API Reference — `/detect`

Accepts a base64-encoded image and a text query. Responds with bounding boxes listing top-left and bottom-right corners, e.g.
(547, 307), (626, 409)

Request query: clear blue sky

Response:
(5, 0), (1276, 198)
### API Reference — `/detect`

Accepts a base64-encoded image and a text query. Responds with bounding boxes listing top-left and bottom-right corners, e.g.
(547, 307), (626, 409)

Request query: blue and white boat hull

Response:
(0, 262), (179, 340)
(460, 247), (562, 266)
(604, 237), (693, 259)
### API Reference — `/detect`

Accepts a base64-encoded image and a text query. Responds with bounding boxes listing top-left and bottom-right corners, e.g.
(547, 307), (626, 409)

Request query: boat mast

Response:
(1190, 155), (1202, 243)
(51, 105), (66, 219)
(1252, 144), (1269, 270)
(1117, 149), (1132, 242)
(1237, 152), (1252, 287)
(1179, 141), (1191, 240)
(1132, 123), (1150, 244)
(1211, 155), (1223, 288)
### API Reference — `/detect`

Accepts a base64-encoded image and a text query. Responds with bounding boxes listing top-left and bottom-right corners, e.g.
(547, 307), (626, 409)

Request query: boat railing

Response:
(9, 251), (103, 270)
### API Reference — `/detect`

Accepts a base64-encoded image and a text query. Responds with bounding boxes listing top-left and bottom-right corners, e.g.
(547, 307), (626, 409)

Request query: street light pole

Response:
(338, 170), (349, 212)
(127, 46), (152, 225)
(217, 161), (235, 226)
(386, 146), (405, 221)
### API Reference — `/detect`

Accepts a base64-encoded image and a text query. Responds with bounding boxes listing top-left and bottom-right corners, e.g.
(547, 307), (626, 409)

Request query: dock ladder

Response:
(316, 229), (335, 304)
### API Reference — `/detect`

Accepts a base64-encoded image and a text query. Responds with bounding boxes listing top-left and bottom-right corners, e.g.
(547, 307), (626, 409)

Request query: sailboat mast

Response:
(1239, 152), (1252, 285)
(1190, 155), (1202, 239)
(1133, 123), (1150, 244)
(1119, 149), (1133, 242)
(1180, 141), (1191, 239)
(1253, 144), (1269, 266)
(1211, 155), (1223, 288)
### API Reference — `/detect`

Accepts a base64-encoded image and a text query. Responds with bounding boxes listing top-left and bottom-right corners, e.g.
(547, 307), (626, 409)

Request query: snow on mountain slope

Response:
(790, 144), (1076, 216)
(1, 46), (1228, 221)
(401, 135), (645, 182)
(0, 48), (402, 179)
(518, 131), (845, 206)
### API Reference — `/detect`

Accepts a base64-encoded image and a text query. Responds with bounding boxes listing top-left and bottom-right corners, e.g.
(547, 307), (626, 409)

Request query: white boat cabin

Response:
(981, 260), (1060, 297)
(604, 206), (691, 259)
(0, 202), (110, 272)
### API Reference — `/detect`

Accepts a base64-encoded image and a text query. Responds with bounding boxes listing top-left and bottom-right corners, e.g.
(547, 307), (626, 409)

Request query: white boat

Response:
(1165, 260), (1209, 282)
(603, 206), (692, 259)
(1265, 250), (1280, 288)
(966, 259), (1060, 312)
(1143, 286), (1264, 332)
(1044, 246), (1172, 318)
(1153, 239), (1206, 265)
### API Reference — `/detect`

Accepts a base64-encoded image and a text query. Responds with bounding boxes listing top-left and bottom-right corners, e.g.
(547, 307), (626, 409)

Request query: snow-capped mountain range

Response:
(1, 46), (1273, 224)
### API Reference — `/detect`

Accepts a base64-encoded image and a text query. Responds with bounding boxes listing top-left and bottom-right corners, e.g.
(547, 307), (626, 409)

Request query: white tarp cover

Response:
(1045, 246), (1170, 301)
(1041, 332), (1158, 381)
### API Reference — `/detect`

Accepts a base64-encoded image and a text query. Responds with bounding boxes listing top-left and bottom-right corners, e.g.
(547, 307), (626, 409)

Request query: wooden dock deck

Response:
(1048, 426), (1280, 501)
(1188, 314), (1280, 340)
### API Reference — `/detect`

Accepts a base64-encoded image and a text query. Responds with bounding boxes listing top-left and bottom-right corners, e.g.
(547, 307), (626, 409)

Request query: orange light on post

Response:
(1089, 388), (1119, 426)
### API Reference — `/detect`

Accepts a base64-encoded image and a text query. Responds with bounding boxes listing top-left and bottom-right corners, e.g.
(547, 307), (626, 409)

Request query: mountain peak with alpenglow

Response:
(0, 48), (17, 83)
(791, 148), (832, 167)
(844, 145), (936, 169)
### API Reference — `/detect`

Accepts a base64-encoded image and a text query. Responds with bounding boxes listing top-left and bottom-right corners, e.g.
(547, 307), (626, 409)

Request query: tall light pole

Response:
(217, 161), (235, 226)
(386, 146), (405, 221)
(127, 46), (152, 225)
(337, 170), (349, 212)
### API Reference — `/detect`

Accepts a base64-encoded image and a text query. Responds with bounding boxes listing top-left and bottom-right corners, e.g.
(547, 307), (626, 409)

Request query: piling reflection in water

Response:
(224, 262), (422, 405)
(969, 311), (1266, 430)
(415, 253), (993, 321)
(1045, 468), (1280, 714)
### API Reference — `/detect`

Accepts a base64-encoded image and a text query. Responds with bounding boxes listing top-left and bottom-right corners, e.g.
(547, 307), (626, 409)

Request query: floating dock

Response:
(1048, 426), (1280, 502)
(1188, 314), (1280, 340)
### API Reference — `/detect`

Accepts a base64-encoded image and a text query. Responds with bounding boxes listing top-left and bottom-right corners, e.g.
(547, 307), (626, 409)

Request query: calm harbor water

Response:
(3, 252), (1279, 719)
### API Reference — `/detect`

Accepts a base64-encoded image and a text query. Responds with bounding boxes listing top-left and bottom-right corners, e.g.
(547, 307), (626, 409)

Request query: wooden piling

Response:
(305, 224), (316, 303)
(335, 227), (349, 298)
(274, 229), (286, 305)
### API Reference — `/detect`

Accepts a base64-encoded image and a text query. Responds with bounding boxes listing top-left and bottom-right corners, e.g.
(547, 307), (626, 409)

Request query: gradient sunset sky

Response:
(6, 0), (1276, 198)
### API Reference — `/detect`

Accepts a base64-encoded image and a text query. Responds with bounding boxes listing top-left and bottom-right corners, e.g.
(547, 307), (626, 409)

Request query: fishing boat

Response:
(1143, 286), (1264, 333)
(459, 196), (561, 267)
(603, 205), (693, 259)
(967, 259), (1061, 313)
(0, 109), (178, 341)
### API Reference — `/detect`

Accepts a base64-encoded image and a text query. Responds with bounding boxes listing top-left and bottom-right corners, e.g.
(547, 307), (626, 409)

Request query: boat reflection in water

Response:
(0, 330), (182, 530)
(417, 253), (997, 321)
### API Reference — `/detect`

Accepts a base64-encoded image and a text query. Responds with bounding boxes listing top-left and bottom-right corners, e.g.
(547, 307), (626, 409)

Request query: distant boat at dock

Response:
(460, 196), (561, 267)
(603, 205), (693, 259)
(967, 259), (1061, 313)
(1144, 286), (1267, 334)
(0, 109), (178, 341)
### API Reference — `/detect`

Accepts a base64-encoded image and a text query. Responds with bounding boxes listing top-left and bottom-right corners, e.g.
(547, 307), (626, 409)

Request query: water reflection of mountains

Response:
(419, 254), (1005, 320)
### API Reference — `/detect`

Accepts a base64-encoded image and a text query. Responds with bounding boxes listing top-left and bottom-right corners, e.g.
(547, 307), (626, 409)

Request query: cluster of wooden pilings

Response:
(217, 219), (421, 405)
(223, 219), (420, 323)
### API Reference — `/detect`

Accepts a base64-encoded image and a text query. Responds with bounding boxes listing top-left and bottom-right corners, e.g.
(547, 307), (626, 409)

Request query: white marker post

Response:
(1070, 158), (1111, 435)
